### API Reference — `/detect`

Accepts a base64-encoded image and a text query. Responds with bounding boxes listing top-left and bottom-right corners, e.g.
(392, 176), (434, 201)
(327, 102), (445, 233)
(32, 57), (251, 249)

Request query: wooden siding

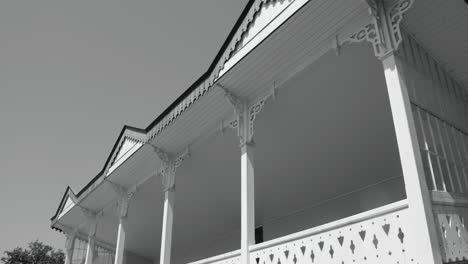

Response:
(398, 29), (468, 194)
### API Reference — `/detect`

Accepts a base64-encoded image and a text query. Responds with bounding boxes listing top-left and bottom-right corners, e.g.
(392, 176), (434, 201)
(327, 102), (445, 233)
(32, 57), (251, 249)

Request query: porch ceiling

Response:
(403, 0), (468, 89)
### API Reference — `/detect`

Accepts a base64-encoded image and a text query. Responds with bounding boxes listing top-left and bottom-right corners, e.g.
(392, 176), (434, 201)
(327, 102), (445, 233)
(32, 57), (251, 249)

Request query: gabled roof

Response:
(50, 187), (78, 221)
(51, 0), (303, 224)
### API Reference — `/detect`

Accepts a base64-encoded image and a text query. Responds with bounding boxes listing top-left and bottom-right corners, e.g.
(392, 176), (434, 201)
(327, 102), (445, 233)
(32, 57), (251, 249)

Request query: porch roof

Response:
(51, 0), (369, 228)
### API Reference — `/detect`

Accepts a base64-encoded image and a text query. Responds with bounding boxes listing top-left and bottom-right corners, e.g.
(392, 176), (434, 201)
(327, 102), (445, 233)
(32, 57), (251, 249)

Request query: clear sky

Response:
(0, 0), (247, 253)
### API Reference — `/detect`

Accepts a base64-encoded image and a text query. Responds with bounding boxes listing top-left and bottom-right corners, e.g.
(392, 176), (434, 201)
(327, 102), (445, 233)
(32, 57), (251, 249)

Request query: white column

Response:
(113, 192), (132, 264)
(65, 232), (75, 264)
(153, 147), (188, 264)
(84, 219), (97, 264)
(218, 86), (271, 264)
(382, 53), (442, 264)
(114, 217), (127, 264)
(240, 142), (255, 264)
(159, 190), (175, 264)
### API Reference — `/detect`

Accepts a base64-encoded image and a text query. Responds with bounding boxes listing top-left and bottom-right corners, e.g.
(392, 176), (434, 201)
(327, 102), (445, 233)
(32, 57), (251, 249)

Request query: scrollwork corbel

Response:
(151, 146), (190, 192)
(341, 0), (414, 59)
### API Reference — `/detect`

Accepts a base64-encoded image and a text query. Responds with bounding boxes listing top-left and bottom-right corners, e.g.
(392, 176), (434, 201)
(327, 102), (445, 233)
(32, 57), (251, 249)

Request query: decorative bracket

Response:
(218, 84), (276, 146)
(80, 208), (98, 236)
(61, 226), (77, 252)
(65, 232), (75, 251)
(342, 0), (414, 59)
(105, 180), (135, 219)
(151, 145), (190, 192)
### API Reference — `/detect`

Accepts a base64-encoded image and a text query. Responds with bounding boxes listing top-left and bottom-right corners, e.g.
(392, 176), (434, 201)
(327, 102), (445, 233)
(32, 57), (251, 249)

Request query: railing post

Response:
(382, 53), (442, 264)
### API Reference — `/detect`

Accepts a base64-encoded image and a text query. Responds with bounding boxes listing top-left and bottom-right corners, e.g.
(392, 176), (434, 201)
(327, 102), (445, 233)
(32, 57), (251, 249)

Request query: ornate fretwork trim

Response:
(151, 145), (190, 192)
(80, 207), (98, 221)
(105, 180), (135, 218)
(387, 0), (413, 49)
(218, 85), (276, 146)
(248, 89), (276, 142)
(341, 0), (414, 59)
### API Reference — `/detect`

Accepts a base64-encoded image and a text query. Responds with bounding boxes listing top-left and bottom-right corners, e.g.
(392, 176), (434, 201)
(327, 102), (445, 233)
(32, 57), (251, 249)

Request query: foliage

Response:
(1, 240), (64, 264)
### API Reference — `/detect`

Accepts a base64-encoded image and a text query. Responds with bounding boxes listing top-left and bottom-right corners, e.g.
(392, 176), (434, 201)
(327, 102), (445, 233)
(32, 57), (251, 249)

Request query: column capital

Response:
(218, 84), (275, 146)
(340, 0), (414, 59)
(65, 232), (76, 251)
(117, 192), (135, 219)
(81, 208), (98, 222)
(80, 208), (99, 237)
(105, 180), (135, 219)
(151, 145), (190, 192)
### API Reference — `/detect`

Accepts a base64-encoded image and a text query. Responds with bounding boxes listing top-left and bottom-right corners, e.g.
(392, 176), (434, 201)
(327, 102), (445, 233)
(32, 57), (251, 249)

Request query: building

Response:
(50, 0), (468, 263)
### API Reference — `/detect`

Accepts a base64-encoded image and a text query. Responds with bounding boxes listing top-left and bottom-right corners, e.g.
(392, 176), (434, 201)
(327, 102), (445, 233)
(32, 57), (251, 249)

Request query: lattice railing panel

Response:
(250, 206), (415, 264)
(433, 203), (468, 263)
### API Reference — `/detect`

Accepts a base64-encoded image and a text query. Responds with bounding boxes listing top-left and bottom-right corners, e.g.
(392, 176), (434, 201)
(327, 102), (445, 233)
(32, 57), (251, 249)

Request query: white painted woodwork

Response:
(431, 192), (468, 263)
(250, 201), (411, 264)
(160, 190), (175, 264)
(187, 201), (413, 264)
(108, 138), (144, 176)
(85, 222), (97, 264)
(398, 30), (468, 133)
(219, 0), (304, 77)
(114, 217), (127, 264)
(65, 233), (75, 264)
(58, 197), (76, 220)
(187, 250), (240, 264)
(240, 143), (255, 264)
(403, 0), (468, 90)
(57, 45), (408, 262)
(72, 237), (89, 264)
(397, 30), (468, 195)
(146, 0), (365, 148)
(56, 0), (368, 235)
(382, 53), (441, 264)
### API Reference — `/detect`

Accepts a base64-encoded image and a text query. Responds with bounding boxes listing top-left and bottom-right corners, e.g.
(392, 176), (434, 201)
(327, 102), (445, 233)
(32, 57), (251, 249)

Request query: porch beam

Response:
(382, 53), (442, 264)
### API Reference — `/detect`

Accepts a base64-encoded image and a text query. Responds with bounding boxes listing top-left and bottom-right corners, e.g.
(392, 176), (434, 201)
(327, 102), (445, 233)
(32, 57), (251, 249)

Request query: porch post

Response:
(64, 232), (75, 264)
(382, 53), (441, 264)
(339, 0), (442, 262)
(160, 190), (175, 264)
(114, 194), (132, 264)
(219, 85), (273, 264)
(240, 141), (255, 264)
(152, 146), (189, 264)
(84, 215), (97, 264)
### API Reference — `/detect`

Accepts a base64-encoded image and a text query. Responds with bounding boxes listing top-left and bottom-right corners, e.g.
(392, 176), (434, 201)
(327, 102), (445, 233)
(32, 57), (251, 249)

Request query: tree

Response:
(1, 240), (64, 264)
